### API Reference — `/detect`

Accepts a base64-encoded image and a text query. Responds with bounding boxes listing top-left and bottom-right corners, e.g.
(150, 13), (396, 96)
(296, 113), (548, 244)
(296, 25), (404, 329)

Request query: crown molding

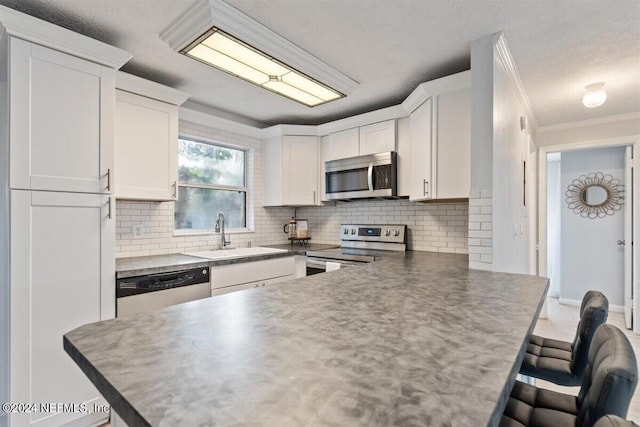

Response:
(536, 112), (640, 134)
(401, 70), (470, 114)
(180, 105), (264, 139)
(159, 0), (359, 96)
(316, 105), (406, 135)
(0, 5), (131, 68)
(261, 124), (318, 139)
(493, 32), (538, 131)
(116, 71), (190, 106)
(158, 0), (211, 51)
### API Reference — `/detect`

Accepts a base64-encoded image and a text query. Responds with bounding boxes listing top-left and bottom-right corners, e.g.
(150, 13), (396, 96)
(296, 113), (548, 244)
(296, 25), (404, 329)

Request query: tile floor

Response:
(532, 297), (640, 423)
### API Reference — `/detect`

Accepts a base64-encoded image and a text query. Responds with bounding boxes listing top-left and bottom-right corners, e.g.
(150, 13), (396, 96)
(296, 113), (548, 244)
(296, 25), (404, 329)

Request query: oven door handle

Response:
(367, 162), (374, 191)
(306, 257), (360, 268)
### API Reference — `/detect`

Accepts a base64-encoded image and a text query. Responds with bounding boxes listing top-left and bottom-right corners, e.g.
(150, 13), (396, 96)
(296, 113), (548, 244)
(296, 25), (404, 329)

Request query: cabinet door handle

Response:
(107, 197), (112, 219)
(423, 179), (429, 196)
(172, 181), (177, 198)
(106, 168), (111, 192)
(313, 191), (316, 204)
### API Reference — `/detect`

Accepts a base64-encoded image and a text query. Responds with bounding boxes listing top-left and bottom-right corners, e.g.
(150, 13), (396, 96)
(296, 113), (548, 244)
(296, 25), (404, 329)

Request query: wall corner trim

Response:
(493, 32), (538, 132)
(536, 112), (640, 134)
(0, 5), (131, 68)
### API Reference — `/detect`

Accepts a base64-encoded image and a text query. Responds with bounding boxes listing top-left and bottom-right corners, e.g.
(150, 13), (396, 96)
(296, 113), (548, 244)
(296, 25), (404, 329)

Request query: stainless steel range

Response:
(305, 224), (406, 274)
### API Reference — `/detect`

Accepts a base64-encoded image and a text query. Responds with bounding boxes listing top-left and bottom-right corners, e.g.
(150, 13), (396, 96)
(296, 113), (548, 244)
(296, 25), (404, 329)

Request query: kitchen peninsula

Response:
(64, 252), (548, 426)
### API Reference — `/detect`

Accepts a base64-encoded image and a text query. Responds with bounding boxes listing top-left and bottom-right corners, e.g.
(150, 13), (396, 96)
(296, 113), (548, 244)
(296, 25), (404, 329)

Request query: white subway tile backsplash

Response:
(115, 120), (469, 257)
(293, 200), (468, 253)
(467, 190), (492, 270)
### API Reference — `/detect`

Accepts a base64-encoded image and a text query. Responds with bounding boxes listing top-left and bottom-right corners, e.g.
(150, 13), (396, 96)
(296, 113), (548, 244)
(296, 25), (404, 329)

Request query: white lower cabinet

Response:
(9, 190), (114, 427)
(210, 257), (296, 296)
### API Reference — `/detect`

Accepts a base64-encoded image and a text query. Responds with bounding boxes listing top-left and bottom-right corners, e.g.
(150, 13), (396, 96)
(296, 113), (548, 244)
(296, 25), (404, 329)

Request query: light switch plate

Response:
(132, 224), (145, 239)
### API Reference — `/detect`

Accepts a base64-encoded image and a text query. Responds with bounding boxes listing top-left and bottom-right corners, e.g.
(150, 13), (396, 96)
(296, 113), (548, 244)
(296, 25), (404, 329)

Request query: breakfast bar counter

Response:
(64, 252), (548, 427)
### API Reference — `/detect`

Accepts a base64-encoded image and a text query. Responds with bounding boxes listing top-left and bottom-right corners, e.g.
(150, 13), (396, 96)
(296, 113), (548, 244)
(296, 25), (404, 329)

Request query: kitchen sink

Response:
(184, 247), (287, 260)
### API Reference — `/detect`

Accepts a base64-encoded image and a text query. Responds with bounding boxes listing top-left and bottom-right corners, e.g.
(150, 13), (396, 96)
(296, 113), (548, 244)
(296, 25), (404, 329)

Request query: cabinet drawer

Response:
(211, 257), (295, 289)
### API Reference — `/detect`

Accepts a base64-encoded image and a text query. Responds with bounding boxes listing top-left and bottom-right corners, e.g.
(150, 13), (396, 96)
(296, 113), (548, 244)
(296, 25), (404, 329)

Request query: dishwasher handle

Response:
(117, 267), (209, 298)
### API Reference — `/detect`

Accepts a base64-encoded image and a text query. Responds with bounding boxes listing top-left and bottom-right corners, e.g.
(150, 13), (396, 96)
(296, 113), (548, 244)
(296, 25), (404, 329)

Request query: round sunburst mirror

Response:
(565, 172), (624, 219)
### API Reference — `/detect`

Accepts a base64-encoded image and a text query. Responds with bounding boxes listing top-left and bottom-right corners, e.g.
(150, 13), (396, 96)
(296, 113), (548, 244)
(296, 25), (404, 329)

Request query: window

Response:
(174, 138), (247, 231)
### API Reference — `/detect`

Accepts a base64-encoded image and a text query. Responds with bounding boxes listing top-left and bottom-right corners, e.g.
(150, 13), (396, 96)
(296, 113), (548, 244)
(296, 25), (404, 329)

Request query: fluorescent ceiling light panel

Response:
(183, 28), (344, 107)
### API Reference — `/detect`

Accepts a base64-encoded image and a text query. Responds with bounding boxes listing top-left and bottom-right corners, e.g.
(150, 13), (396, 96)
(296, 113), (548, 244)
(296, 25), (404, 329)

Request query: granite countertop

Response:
(116, 244), (339, 278)
(116, 254), (211, 279)
(263, 242), (339, 254)
(66, 252), (548, 427)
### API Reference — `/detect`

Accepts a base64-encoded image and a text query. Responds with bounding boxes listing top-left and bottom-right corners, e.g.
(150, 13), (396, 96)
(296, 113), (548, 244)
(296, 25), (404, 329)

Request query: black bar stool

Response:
(521, 290), (609, 386)
(502, 324), (638, 427)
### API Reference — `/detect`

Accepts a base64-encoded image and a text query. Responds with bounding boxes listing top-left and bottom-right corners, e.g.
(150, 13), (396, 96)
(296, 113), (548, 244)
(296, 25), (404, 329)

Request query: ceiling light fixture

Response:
(182, 27), (343, 107)
(582, 82), (607, 108)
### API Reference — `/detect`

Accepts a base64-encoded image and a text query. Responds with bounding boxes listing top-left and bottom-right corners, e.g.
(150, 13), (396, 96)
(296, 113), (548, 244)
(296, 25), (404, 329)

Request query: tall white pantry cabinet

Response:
(0, 7), (130, 427)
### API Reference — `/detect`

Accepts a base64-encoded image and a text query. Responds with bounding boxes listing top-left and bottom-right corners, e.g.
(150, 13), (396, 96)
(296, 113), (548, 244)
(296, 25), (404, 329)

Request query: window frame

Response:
(173, 135), (250, 236)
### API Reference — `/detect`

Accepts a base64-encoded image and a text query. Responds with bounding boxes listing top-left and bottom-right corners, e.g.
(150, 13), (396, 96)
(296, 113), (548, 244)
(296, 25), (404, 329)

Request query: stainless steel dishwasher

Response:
(116, 267), (210, 316)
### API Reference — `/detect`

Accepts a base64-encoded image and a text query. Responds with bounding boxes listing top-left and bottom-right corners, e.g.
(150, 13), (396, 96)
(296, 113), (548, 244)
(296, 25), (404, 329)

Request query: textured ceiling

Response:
(0, 0), (638, 128)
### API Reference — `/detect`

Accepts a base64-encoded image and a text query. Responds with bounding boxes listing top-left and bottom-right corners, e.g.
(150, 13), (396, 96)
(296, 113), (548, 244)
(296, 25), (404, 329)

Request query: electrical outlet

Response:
(132, 224), (145, 239)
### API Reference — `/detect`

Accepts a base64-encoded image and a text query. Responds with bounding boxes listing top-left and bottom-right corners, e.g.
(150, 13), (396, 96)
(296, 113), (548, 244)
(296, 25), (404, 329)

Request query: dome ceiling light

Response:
(582, 82), (607, 108)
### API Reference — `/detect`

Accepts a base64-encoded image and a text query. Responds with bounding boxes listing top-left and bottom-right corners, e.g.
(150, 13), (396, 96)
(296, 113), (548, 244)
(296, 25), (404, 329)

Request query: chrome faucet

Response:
(215, 212), (230, 247)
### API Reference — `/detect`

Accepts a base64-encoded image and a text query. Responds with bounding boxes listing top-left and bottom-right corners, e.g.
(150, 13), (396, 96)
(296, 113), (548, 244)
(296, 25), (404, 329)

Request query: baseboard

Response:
(559, 298), (624, 313)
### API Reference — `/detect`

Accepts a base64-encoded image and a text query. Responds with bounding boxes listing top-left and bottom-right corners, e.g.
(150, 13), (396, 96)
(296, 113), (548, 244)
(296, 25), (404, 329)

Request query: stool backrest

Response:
(572, 291), (609, 376)
(577, 324), (637, 427)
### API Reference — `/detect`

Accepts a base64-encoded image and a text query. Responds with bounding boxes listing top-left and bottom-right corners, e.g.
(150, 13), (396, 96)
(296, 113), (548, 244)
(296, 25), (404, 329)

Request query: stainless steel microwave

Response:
(325, 151), (397, 200)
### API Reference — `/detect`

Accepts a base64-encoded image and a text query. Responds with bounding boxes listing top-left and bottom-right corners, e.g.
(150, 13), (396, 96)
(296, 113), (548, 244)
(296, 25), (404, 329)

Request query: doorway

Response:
(540, 138), (637, 331)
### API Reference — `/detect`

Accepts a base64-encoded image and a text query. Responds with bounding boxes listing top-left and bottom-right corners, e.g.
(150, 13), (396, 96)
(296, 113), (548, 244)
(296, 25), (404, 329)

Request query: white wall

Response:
(560, 147), (626, 305)
(491, 43), (532, 274)
(546, 155), (562, 297)
(469, 33), (535, 274)
(468, 35), (495, 270)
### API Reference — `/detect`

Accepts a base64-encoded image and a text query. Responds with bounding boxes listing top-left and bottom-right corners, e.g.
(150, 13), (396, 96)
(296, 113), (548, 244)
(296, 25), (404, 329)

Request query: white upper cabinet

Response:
(9, 38), (115, 194)
(404, 71), (470, 202)
(359, 119), (396, 155)
(409, 99), (433, 201)
(324, 127), (359, 161)
(264, 135), (320, 206)
(435, 89), (470, 199)
(114, 73), (188, 201)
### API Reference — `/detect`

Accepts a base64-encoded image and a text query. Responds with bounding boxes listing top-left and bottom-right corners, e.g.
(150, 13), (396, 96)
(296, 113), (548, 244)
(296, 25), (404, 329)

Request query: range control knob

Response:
(351, 228), (356, 235)
(343, 228), (349, 234)
(393, 230), (400, 237)
(384, 229), (391, 236)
